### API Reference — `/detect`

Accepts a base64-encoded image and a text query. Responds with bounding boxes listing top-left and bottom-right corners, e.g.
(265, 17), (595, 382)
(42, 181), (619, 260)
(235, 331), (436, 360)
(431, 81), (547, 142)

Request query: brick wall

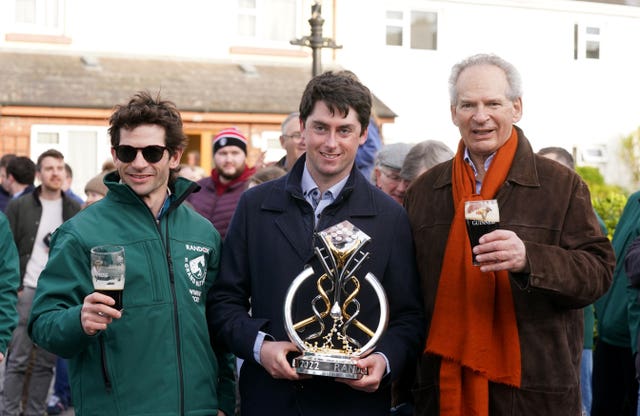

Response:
(0, 115), (108, 156)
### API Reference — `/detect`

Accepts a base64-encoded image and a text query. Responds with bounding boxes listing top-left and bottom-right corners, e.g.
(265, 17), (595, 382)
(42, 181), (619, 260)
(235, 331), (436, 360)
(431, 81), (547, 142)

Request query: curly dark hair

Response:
(299, 71), (372, 135)
(108, 91), (186, 156)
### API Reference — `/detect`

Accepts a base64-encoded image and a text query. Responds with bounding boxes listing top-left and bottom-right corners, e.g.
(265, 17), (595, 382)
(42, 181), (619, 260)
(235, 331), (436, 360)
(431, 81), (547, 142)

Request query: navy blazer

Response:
(207, 155), (424, 415)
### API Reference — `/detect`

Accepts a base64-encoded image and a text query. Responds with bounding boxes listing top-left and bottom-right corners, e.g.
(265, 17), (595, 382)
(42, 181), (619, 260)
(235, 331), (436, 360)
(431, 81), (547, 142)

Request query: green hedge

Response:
(576, 166), (628, 239)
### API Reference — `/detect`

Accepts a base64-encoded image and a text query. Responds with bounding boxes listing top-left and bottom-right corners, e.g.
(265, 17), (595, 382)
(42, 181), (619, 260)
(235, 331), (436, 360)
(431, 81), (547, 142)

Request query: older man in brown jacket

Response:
(405, 53), (614, 416)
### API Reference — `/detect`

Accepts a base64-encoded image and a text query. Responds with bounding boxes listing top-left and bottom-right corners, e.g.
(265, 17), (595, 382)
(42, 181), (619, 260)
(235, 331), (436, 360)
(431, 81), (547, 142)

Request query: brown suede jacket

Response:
(405, 126), (615, 416)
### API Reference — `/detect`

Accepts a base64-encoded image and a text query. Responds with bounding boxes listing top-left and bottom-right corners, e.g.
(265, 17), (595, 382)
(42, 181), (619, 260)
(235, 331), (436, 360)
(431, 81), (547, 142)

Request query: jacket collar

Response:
(29, 185), (68, 205)
(433, 125), (540, 191)
(262, 154), (378, 217)
(209, 164), (256, 193)
(104, 171), (199, 211)
(258, 154), (379, 262)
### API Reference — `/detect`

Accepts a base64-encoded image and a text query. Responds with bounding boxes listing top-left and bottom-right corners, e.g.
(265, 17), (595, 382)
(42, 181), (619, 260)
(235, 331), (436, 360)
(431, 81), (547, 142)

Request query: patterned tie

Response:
(309, 188), (321, 209)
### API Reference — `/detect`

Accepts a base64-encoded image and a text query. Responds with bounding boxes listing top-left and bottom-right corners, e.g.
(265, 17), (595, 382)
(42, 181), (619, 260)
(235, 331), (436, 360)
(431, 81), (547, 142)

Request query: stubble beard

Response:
(218, 165), (244, 182)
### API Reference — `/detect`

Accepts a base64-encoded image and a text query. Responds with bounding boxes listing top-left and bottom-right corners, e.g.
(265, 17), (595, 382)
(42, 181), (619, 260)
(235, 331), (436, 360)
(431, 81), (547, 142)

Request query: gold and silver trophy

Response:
(283, 220), (389, 379)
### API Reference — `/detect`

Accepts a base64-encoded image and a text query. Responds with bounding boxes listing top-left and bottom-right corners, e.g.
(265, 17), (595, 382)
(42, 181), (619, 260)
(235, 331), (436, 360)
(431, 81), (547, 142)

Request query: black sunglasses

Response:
(114, 145), (168, 163)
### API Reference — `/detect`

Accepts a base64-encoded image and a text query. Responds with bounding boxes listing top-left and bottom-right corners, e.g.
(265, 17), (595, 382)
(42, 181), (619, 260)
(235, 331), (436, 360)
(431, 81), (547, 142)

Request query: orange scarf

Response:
(426, 127), (521, 416)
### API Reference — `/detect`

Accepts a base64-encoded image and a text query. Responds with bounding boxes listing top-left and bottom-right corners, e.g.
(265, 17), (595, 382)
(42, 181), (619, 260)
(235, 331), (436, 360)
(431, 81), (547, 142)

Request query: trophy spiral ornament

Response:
(283, 220), (389, 379)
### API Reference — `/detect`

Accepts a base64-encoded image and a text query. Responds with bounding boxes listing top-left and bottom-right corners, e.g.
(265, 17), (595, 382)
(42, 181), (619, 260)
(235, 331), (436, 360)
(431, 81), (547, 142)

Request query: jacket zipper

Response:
(113, 182), (194, 414)
(157, 217), (185, 415)
(99, 336), (112, 393)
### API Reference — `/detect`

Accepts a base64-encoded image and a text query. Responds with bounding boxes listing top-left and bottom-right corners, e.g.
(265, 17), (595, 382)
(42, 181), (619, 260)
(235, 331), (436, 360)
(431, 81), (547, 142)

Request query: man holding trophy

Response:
(208, 71), (424, 415)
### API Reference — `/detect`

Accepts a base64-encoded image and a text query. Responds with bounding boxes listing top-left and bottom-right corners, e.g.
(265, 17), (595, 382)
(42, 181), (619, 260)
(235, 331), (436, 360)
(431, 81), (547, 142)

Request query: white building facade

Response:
(1, 0), (638, 187)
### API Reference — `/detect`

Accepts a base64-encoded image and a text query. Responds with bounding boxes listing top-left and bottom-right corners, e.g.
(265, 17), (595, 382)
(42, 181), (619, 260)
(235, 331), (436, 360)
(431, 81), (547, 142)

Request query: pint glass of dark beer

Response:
(90, 245), (125, 310)
(464, 200), (499, 266)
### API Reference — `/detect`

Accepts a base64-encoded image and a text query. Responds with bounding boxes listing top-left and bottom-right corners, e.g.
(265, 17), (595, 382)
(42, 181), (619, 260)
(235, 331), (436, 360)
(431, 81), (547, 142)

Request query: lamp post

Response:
(290, 1), (342, 77)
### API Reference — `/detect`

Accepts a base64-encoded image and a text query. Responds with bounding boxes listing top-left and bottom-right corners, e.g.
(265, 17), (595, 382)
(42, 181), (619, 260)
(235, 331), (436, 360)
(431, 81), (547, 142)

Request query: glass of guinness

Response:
(464, 200), (500, 266)
(91, 245), (125, 310)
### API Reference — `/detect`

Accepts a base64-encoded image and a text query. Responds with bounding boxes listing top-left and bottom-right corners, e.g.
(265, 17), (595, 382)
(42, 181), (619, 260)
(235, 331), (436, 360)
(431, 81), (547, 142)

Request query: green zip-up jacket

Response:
(28, 173), (236, 416)
(594, 190), (640, 352)
(0, 212), (19, 355)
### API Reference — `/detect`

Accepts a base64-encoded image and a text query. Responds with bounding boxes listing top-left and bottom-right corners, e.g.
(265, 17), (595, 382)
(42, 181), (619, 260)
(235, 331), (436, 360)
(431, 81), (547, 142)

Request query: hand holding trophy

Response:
(283, 221), (389, 380)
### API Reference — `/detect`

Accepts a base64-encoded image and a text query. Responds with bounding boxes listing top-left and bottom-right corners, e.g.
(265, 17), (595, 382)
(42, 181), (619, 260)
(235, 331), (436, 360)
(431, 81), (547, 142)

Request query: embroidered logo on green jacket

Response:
(184, 244), (210, 303)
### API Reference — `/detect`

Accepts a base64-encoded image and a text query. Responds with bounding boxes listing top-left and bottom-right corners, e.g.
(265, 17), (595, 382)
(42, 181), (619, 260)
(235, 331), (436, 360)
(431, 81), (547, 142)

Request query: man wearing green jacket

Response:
(592, 190), (640, 416)
(0, 211), (19, 360)
(28, 91), (235, 416)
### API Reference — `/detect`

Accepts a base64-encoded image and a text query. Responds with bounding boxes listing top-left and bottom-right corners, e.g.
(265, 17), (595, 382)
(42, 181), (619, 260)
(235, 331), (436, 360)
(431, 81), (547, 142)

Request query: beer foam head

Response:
(91, 264), (125, 290)
(465, 200), (499, 222)
(93, 279), (125, 290)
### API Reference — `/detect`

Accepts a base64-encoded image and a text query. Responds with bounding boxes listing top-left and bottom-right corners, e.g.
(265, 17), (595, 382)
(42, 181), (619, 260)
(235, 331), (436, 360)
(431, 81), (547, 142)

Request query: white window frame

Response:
(9, 0), (66, 36)
(577, 144), (608, 165)
(235, 0), (301, 48)
(30, 124), (110, 198)
(385, 10), (404, 47)
(251, 130), (285, 164)
(385, 7), (438, 51)
(574, 22), (602, 60)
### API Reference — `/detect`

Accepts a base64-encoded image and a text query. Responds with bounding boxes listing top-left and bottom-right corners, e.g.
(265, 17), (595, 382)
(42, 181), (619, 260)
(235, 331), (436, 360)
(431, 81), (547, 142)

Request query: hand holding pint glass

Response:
(91, 245), (125, 310)
(465, 200), (500, 266)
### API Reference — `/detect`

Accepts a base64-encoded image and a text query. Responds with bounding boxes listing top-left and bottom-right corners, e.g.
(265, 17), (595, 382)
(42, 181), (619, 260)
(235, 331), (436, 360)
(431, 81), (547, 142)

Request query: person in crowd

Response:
(537, 146), (606, 416)
(101, 160), (115, 172)
(3, 149), (81, 416)
(45, 356), (71, 415)
(356, 115), (382, 181)
(592, 189), (640, 416)
(82, 167), (112, 208)
(404, 53), (614, 416)
(178, 150), (206, 182)
(386, 140), (453, 416)
(0, 154), (16, 212)
(0, 209), (19, 406)
(339, 70), (383, 182)
(27, 91), (236, 416)
(275, 112), (306, 172)
(0, 212), (19, 361)
(207, 71), (424, 415)
(247, 165), (286, 189)
(0, 153), (17, 401)
(624, 229), (640, 416)
(372, 142), (412, 204)
(399, 140), (454, 184)
(187, 127), (256, 239)
(63, 163), (84, 206)
(4, 156), (36, 200)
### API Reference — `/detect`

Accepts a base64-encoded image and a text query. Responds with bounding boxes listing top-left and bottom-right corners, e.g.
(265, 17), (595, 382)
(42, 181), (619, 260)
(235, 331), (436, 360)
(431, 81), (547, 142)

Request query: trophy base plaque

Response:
(292, 351), (368, 379)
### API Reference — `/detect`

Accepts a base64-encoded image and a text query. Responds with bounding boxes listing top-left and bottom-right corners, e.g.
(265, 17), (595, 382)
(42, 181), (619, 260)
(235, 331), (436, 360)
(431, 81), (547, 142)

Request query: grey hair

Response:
(448, 53), (523, 106)
(280, 112), (300, 134)
(400, 140), (454, 182)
